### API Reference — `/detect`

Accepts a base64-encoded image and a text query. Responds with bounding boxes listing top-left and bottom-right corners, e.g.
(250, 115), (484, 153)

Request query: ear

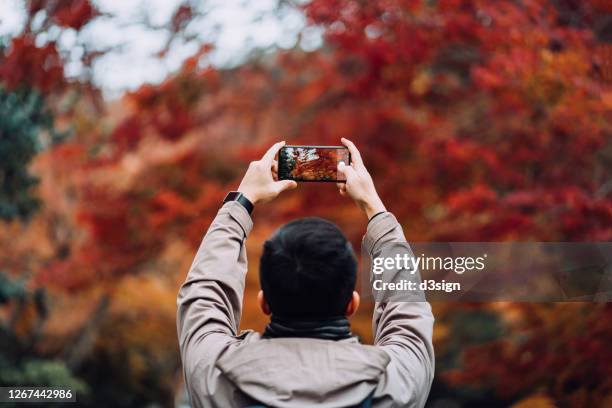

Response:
(345, 291), (360, 317)
(257, 290), (271, 315)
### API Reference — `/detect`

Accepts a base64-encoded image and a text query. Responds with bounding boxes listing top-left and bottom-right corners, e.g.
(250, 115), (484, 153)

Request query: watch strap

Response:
(223, 191), (254, 215)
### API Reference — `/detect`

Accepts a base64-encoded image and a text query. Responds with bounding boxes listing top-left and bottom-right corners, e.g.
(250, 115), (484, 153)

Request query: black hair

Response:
(259, 217), (357, 319)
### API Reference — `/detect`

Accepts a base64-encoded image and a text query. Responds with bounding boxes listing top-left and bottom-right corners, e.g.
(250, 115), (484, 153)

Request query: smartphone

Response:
(278, 145), (351, 182)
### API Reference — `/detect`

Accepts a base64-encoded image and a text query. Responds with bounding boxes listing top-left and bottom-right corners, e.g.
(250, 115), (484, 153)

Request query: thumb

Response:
(275, 180), (297, 193)
(338, 161), (356, 181)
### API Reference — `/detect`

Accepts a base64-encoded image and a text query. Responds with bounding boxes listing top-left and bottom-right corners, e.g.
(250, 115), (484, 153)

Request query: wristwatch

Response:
(223, 191), (254, 215)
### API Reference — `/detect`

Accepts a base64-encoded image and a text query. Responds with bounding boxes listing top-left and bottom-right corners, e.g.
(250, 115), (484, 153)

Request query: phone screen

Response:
(278, 146), (351, 182)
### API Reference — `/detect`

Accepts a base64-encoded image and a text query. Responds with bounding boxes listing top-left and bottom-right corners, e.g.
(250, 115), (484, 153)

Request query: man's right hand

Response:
(237, 141), (297, 204)
(337, 138), (387, 220)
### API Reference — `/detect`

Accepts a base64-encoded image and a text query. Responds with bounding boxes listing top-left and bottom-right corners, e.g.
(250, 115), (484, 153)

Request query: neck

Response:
(263, 315), (353, 341)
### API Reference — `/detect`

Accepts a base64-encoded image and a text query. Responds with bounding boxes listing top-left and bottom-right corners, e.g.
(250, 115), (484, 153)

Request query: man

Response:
(177, 138), (434, 407)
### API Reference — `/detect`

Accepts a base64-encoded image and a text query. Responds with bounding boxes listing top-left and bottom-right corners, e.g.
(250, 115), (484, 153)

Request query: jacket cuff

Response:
(362, 212), (399, 255)
(221, 201), (253, 237)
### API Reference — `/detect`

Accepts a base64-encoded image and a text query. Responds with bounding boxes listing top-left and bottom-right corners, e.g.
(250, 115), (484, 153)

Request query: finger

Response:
(341, 138), (363, 168)
(337, 183), (347, 197)
(272, 160), (278, 180)
(262, 141), (285, 165)
(338, 161), (357, 181)
(274, 179), (297, 193)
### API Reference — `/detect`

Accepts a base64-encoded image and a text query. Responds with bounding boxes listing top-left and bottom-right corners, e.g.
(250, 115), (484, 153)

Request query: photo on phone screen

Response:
(278, 146), (351, 182)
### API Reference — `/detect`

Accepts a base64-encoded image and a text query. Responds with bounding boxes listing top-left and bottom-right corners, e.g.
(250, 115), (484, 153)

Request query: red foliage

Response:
(0, 37), (64, 92)
(111, 116), (144, 153)
(445, 304), (612, 404)
(1, 0), (99, 93)
(301, 0), (611, 241)
(171, 4), (194, 33)
(52, 0), (99, 30)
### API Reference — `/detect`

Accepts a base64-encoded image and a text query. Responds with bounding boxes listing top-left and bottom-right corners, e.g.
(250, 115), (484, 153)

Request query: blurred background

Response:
(0, 0), (611, 406)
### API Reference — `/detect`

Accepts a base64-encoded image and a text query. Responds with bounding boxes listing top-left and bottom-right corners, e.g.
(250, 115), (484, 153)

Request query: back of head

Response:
(259, 217), (357, 319)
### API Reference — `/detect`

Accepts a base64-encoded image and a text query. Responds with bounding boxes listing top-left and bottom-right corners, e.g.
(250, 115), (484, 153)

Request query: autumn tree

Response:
(1, 0), (610, 406)
(0, 0), (102, 398)
(297, 0), (611, 405)
(0, 1), (197, 405)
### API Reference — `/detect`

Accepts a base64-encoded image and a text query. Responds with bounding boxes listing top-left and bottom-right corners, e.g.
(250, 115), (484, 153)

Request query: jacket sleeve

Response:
(176, 201), (253, 400)
(363, 212), (435, 408)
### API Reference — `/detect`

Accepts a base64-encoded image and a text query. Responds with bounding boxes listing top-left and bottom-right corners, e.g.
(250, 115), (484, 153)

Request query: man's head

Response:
(258, 217), (359, 319)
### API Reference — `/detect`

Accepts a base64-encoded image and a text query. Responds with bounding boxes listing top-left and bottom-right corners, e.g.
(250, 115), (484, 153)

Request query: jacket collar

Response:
(263, 315), (354, 341)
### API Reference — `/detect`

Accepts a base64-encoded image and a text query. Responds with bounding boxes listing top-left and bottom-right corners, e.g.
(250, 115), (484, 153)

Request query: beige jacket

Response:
(177, 202), (434, 407)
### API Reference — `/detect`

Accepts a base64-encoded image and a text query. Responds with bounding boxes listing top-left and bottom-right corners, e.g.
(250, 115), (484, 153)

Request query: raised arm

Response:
(177, 201), (252, 358)
(363, 212), (434, 406)
(338, 138), (435, 407)
(176, 141), (296, 390)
